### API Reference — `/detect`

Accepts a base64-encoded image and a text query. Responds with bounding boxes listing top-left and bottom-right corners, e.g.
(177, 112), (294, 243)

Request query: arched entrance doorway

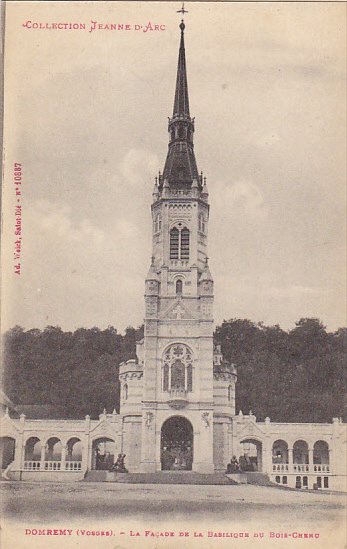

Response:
(161, 416), (193, 471)
(0, 437), (16, 470)
(239, 438), (263, 472)
(92, 438), (115, 470)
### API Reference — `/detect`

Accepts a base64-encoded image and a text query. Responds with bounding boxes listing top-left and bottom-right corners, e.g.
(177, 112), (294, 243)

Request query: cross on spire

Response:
(177, 2), (188, 15)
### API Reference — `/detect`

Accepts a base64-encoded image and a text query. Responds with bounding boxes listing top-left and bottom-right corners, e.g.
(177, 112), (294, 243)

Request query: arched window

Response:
(123, 383), (128, 401)
(171, 360), (185, 389)
(187, 363), (193, 392)
(163, 363), (169, 392)
(199, 214), (205, 233)
(180, 228), (189, 259)
(170, 226), (190, 260)
(162, 344), (193, 392)
(176, 279), (183, 295)
(170, 228), (179, 259)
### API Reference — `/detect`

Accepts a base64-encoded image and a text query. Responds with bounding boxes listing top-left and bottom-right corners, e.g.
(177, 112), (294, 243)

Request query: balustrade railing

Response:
(272, 463), (330, 474)
(272, 464), (289, 472)
(313, 464), (330, 473)
(170, 388), (188, 399)
(23, 460), (82, 472)
(44, 461), (61, 470)
(65, 461), (82, 471)
(24, 461), (41, 470)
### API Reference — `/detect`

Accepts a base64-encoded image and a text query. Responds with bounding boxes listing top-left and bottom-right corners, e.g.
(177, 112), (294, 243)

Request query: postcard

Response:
(1, 1), (346, 548)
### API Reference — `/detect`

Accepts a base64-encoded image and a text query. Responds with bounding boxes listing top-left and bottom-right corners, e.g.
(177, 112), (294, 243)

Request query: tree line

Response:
(2, 318), (346, 422)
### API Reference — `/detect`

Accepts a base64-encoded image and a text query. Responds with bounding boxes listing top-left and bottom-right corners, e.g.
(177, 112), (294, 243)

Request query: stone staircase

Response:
(227, 472), (274, 486)
(83, 470), (108, 482)
(83, 470), (237, 485)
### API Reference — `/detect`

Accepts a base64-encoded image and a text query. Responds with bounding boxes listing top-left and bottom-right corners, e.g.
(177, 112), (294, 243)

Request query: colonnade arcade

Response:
(23, 436), (83, 471)
(272, 439), (330, 474)
(235, 437), (331, 476)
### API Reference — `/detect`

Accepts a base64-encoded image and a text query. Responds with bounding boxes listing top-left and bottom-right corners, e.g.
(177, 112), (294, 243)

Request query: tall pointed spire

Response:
(160, 19), (201, 191)
(173, 21), (190, 117)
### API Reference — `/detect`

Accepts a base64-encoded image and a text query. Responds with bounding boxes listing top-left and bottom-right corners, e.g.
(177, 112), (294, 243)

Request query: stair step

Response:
(83, 470), (108, 482)
(227, 472), (274, 486)
(115, 472), (237, 485)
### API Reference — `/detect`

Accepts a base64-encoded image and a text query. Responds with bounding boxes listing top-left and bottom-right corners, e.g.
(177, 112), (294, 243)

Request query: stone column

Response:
(262, 439), (272, 475)
(40, 444), (46, 470)
(13, 434), (24, 473)
(288, 447), (293, 473)
(308, 447), (313, 473)
(81, 434), (90, 473)
(61, 445), (67, 471)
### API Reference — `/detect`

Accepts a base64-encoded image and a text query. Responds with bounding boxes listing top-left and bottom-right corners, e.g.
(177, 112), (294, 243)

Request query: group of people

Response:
(226, 454), (256, 474)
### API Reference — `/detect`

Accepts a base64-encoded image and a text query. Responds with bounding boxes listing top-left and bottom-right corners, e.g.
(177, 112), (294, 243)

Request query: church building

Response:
(1, 20), (346, 491)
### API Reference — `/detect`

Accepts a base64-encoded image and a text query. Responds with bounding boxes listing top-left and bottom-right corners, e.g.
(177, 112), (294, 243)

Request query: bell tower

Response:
(139, 19), (215, 474)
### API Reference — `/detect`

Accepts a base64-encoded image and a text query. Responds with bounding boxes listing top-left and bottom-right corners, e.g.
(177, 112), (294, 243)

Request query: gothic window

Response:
(170, 226), (190, 260)
(199, 214), (205, 233)
(176, 279), (183, 295)
(171, 360), (185, 389)
(162, 344), (193, 392)
(123, 383), (128, 401)
(163, 363), (169, 392)
(187, 363), (193, 392)
(170, 228), (179, 259)
(180, 228), (190, 259)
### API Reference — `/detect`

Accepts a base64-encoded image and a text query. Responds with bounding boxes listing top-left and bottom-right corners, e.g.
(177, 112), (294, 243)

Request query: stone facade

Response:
(0, 21), (346, 492)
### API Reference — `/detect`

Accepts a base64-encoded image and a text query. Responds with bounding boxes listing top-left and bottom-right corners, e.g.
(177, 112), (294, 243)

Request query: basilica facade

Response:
(1, 21), (346, 491)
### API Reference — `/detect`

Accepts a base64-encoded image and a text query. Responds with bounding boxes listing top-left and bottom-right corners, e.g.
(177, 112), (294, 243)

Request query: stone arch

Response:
(168, 219), (191, 231)
(293, 440), (309, 465)
(239, 437), (263, 472)
(45, 437), (62, 461)
(0, 437), (16, 469)
(313, 440), (329, 464)
(272, 440), (289, 464)
(91, 437), (116, 470)
(66, 437), (83, 461)
(24, 436), (41, 461)
(161, 415), (193, 471)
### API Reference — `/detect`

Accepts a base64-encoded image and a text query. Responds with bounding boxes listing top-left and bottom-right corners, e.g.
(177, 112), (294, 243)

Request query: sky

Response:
(1, 1), (346, 334)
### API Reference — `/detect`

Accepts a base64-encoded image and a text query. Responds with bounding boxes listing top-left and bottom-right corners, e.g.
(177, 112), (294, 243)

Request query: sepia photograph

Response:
(0, 1), (346, 548)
